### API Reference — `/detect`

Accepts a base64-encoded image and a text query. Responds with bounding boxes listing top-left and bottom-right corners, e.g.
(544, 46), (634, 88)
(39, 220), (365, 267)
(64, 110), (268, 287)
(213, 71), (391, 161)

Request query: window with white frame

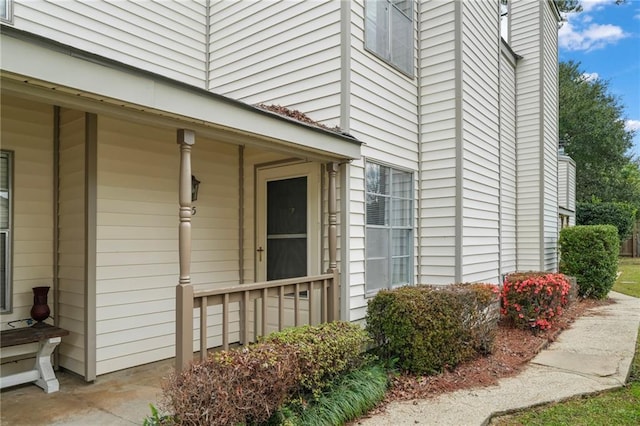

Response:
(1, 151), (12, 312)
(364, 0), (414, 76)
(0, 0), (13, 24)
(365, 161), (413, 292)
(500, 0), (510, 43)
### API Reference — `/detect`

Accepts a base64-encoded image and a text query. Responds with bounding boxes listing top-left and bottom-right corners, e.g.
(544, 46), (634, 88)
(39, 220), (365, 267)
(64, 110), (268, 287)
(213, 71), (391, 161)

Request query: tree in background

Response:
(559, 61), (639, 209)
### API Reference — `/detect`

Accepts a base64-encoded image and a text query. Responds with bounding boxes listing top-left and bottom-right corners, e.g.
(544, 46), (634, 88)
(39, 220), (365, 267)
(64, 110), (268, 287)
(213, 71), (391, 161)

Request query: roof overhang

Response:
(0, 28), (361, 162)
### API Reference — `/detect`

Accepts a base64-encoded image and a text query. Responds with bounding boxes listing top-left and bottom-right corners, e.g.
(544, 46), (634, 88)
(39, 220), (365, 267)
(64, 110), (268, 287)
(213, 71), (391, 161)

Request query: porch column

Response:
(176, 129), (195, 372)
(326, 162), (339, 321)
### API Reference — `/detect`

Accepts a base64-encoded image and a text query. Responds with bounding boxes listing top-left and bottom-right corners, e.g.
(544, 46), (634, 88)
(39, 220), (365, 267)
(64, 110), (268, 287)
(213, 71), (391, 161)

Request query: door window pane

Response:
(267, 177), (307, 235)
(266, 176), (307, 280)
(267, 238), (307, 281)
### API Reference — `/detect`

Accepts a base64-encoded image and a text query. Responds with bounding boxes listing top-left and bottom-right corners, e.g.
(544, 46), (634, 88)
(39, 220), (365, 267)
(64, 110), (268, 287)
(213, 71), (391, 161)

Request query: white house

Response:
(1, 0), (566, 382)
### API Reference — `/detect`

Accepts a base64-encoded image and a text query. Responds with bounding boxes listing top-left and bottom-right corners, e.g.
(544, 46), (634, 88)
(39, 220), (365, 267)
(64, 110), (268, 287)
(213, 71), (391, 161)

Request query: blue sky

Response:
(558, 0), (640, 158)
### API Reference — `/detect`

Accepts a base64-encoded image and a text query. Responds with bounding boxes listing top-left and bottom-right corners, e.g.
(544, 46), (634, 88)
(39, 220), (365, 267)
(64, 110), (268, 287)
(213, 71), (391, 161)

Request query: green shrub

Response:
(559, 225), (620, 299)
(366, 284), (500, 375)
(262, 321), (370, 397)
(501, 273), (571, 331)
(577, 201), (637, 241)
(276, 362), (388, 426)
(161, 343), (301, 426)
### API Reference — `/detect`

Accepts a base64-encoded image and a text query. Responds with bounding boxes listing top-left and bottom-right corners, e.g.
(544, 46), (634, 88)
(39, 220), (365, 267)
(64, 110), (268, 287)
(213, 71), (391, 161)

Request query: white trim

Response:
(255, 163), (321, 282)
(0, 32), (361, 161)
(0, 150), (12, 313)
(0, 0), (13, 24)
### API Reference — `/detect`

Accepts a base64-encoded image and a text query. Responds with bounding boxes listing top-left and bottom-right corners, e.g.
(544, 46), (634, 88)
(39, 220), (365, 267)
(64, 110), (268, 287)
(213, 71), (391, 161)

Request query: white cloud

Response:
(581, 72), (600, 82)
(625, 120), (640, 132)
(559, 21), (628, 51)
(558, 1), (630, 52)
(580, 0), (611, 13)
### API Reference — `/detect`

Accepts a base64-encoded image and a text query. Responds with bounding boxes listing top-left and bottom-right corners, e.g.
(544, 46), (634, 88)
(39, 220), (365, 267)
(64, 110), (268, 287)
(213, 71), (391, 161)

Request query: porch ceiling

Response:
(0, 29), (361, 162)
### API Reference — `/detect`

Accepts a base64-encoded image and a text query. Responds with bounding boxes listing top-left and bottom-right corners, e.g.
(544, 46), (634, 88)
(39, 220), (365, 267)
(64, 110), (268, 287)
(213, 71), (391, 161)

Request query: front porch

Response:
(1, 56), (359, 382)
(0, 357), (172, 425)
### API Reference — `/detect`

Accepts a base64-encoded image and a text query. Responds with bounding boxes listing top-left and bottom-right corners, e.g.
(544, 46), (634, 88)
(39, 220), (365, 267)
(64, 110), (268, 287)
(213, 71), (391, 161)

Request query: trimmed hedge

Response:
(365, 284), (499, 375)
(161, 343), (301, 426)
(577, 201), (637, 241)
(262, 321), (370, 397)
(559, 225), (619, 299)
(160, 321), (370, 426)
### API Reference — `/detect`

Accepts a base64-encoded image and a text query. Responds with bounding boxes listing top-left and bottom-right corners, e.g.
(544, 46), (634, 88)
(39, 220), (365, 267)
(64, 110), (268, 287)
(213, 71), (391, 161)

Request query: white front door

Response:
(256, 163), (320, 282)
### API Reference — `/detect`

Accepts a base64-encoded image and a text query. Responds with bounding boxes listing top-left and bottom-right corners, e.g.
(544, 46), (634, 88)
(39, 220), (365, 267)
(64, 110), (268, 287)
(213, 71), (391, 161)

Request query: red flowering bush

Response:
(500, 273), (571, 331)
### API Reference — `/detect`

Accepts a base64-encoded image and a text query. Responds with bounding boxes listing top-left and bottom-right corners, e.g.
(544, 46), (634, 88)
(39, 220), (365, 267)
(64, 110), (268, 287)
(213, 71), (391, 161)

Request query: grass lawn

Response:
(615, 257), (640, 298)
(491, 258), (640, 425)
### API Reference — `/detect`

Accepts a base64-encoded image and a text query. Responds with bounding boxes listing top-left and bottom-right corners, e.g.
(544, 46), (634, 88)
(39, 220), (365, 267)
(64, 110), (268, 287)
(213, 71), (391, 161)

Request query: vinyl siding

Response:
(350, 0), (419, 171)
(11, 0), (207, 88)
(418, 0), (457, 284)
(94, 116), (241, 374)
(209, 0), (342, 125)
(0, 96), (54, 331)
(542, 2), (559, 271)
(511, 0), (543, 270)
(346, 159), (367, 321)
(460, 0), (500, 283)
(346, 0), (418, 319)
(499, 48), (518, 275)
(57, 108), (86, 375)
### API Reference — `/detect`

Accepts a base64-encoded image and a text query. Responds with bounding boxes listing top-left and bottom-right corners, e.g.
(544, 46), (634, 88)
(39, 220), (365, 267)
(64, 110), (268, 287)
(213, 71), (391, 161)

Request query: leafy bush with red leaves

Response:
(161, 343), (301, 426)
(501, 272), (571, 331)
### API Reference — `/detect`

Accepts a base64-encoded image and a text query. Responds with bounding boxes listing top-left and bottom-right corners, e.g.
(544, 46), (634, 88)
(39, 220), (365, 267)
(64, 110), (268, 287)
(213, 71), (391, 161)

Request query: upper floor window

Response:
(365, 161), (413, 293)
(1, 151), (12, 312)
(500, 0), (510, 43)
(1, 0), (13, 24)
(365, 0), (414, 76)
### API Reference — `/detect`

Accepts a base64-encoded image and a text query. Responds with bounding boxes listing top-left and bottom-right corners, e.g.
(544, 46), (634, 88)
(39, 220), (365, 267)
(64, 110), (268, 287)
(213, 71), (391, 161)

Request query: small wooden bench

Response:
(0, 324), (69, 393)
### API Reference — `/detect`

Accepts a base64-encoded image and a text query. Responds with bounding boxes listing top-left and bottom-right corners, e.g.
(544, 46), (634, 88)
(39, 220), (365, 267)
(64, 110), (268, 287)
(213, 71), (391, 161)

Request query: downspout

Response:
(238, 145), (244, 284)
(52, 106), (60, 368)
(205, 0), (211, 91)
(497, 3), (502, 284)
(454, 0), (464, 283)
(339, 0), (351, 321)
(84, 113), (97, 382)
(416, 0), (422, 285)
(538, 2), (545, 271)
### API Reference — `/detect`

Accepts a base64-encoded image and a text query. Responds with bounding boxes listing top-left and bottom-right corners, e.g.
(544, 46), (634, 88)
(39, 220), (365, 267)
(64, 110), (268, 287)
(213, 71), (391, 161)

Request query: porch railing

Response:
(176, 272), (339, 369)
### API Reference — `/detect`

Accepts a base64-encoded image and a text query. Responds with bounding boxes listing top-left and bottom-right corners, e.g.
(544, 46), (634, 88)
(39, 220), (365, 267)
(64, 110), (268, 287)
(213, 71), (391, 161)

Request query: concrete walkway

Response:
(359, 291), (640, 426)
(1, 291), (638, 426)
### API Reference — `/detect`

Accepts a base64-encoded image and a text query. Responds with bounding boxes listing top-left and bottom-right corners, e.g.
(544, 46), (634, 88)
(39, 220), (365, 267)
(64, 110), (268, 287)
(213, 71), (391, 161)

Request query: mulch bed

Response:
(370, 297), (611, 411)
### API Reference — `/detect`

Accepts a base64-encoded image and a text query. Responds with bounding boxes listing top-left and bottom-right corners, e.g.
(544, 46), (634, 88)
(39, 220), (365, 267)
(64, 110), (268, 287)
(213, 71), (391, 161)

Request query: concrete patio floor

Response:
(1, 357), (173, 425)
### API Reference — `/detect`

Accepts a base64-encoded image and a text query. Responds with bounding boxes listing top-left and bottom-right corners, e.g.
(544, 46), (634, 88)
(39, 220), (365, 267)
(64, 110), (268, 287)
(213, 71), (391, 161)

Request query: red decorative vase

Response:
(30, 286), (51, 324)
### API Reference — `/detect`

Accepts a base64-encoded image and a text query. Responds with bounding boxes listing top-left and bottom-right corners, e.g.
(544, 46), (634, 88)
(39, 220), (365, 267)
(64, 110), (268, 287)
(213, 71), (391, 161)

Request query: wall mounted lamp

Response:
(191, 175), (201, 202)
